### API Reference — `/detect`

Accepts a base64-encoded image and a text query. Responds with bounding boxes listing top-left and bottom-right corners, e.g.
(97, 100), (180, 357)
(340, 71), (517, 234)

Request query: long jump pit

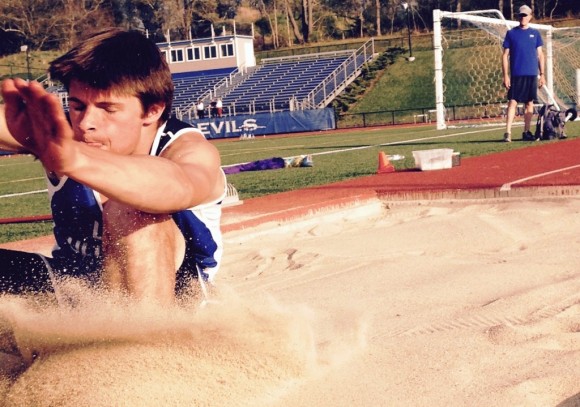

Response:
(1, 141), (580, 406)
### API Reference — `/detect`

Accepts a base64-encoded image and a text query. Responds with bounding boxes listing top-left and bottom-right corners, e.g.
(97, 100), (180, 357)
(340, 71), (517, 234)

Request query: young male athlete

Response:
(501, 4), (545, 142)
(0, 29), (226, 304)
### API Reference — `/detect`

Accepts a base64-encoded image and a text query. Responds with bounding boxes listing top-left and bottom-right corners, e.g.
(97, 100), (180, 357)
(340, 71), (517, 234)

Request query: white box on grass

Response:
(412, 148), (454, 171)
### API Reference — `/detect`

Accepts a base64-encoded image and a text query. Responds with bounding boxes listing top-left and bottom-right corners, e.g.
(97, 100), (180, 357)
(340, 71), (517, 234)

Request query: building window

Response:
(170, 48), (184, 63)
(161, 50), (168, 62)
(203, 45), (218, 59)
(220, 43), (234, 58)
(186, 47), (201, 61)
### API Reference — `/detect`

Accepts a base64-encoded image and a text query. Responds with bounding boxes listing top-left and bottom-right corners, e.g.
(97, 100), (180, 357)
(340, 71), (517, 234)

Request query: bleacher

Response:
(171, 68), (235, 116)
(309, 53), (369, 107)
(220, 54), (351, 114)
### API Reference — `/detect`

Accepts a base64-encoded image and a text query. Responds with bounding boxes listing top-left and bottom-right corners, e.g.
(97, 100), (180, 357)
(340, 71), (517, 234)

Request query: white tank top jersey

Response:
(47, 118), (226, 283)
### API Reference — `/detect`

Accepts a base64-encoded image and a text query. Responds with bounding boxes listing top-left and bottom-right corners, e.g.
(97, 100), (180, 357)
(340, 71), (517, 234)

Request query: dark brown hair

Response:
(49, 28), (174, 122)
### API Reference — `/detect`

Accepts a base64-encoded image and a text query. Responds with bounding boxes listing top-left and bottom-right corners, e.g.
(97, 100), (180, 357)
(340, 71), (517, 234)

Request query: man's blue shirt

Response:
(503, 26), (543, 76)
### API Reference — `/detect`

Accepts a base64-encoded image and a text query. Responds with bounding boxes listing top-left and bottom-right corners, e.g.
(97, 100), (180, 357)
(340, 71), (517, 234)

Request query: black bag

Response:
(535, 104), (566, 140)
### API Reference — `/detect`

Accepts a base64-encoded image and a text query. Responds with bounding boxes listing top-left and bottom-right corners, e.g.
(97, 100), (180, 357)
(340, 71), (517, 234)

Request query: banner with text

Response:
(189, 108), (336, 139)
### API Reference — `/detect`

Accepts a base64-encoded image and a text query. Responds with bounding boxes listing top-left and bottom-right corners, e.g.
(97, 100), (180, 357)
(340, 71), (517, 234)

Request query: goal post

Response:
(433, 9), (580, 130)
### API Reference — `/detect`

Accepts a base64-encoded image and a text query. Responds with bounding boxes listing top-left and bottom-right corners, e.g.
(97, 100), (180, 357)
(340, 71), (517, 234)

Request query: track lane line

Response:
(500, 164), (580, 191)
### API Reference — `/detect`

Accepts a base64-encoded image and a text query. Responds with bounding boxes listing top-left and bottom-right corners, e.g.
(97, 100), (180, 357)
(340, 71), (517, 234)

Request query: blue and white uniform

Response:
(47, 118), (225, 289)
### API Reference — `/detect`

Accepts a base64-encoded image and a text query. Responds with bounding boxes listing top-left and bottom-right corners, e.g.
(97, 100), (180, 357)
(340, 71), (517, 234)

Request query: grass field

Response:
(1, 119), (579, 244)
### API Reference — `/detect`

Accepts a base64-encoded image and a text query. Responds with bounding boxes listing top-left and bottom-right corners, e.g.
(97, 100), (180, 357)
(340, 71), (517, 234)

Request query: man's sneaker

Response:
(503, 133), (511, 142)
(522, 130), (538, 141)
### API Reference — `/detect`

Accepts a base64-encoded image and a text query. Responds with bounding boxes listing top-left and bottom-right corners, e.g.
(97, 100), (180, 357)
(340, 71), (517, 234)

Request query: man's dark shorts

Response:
(508, 75), (538, 103)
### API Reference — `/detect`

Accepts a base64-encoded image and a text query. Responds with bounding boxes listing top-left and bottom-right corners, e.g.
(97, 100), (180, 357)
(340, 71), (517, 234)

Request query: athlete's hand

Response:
(1, 78), (75, 172)
(1, 79), (36, 151)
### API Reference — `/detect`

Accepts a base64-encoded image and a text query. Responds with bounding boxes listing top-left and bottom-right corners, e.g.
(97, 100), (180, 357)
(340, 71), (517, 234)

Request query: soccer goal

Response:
(432, 9), (580, 130)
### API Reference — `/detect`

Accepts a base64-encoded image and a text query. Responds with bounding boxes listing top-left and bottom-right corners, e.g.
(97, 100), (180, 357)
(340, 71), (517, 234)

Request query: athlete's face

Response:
(67, 80), (159, 155)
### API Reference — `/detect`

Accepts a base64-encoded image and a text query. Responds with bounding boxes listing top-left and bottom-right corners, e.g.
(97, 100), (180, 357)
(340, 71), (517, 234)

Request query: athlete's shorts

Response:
(0, 248), (202, 295)
(0, 248), (101, 294)
(507, 75), (538, 103)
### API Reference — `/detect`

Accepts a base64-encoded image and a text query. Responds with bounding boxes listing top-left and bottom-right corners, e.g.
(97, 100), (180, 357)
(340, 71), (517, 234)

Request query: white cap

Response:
(518, 5), (532, 16)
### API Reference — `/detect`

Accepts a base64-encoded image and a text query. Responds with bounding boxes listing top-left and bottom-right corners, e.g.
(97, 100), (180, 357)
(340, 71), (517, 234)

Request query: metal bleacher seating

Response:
(171, 69), (235, 117)
(220, 54), (352, 114)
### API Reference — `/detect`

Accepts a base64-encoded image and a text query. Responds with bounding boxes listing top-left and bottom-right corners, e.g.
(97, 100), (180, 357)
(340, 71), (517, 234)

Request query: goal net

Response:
(433, 9), (580, 129)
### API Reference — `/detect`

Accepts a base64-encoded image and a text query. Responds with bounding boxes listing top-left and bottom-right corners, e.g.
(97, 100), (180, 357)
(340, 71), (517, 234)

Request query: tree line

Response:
(1, 0), (577, 56)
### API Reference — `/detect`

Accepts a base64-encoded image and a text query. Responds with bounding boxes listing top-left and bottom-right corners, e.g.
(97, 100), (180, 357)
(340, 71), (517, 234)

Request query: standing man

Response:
(196, 99), (205, 119)
(216, 97), (223, 118)
(502, 4), (545, 142)
(209, 99), (217, 118)
(0, 29), (226, 304)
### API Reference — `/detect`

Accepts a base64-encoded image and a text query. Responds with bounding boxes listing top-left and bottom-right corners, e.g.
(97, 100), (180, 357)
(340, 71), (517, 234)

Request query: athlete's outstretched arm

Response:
(1, 78), (224, 214)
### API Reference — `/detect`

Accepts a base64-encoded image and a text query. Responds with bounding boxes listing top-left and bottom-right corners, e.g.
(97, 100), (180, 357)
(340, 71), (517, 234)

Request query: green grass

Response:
(0, 155), (53, 242)
(349, 48), (435, 113)
(0, 50), (61, 82)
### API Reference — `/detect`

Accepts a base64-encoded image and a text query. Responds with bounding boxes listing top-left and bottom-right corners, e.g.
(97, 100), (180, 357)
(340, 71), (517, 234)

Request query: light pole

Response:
(20, 45), (31, 80)
(401, 2), (415, 62)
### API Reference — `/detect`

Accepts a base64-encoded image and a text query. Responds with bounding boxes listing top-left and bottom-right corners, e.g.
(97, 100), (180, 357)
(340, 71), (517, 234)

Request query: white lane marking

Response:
(500, 164), (580, 191)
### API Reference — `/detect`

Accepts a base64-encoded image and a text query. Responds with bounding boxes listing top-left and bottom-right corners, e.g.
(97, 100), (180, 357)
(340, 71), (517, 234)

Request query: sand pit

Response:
(1, 197), (579, 406)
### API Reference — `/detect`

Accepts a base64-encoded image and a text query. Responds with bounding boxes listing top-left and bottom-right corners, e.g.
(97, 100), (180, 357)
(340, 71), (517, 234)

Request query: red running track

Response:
(221, 138), (580, 232)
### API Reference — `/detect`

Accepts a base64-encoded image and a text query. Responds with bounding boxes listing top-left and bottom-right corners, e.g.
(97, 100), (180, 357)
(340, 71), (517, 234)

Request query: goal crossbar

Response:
(438, 10), (554, 30)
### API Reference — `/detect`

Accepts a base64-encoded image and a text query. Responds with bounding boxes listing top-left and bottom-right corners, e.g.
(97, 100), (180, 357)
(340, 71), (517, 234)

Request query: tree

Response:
(284, 0), (304, 44)
(59, 0), (111, 49)
(0, 29), (21, 55)
(0, 0), (577, 55)
(375, 0), (381, 35)
(252, 0), (279, 48)
(301, 0), (314, 42)
(132, 0), (240, 41)
(0, 0), (56, 50)
(357, 0), (366, 37)
(131, 0), (190, 40)
(322, 0), (361, 38)
(0, 0), (112, 51)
